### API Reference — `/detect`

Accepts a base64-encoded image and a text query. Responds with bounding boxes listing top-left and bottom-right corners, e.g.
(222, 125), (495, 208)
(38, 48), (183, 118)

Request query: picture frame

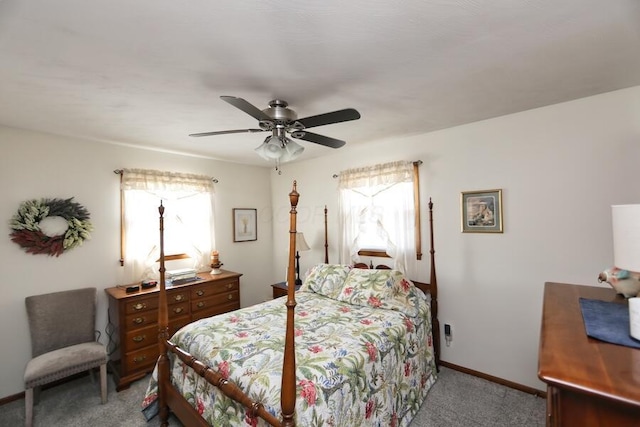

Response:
(233, 208), (257, 242)
(461, 189), (503, 233)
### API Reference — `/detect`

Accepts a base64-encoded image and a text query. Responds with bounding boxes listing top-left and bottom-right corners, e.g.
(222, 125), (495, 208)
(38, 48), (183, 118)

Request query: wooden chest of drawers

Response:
(105, 270), (242, 390)
(538, 283), (640, 426)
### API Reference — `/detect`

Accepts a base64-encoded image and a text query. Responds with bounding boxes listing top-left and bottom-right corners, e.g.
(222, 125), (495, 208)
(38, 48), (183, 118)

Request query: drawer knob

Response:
(173, 307), (184, 314)
(132, 335), (146, 343)
(174, 294), (184, 302)
(196, 290), (205, 297)
(133, 317), (144, 324)
(133, 303), (146, 311)
(133, 355), (147, 363)
(197, 301), (205, 308)
(226, 283), (233, 289)
(227, 294), (234, 300)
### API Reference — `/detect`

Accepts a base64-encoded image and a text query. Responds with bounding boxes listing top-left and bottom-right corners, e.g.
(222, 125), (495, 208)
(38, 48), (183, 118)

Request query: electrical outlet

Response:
(444, 323), (452, 347)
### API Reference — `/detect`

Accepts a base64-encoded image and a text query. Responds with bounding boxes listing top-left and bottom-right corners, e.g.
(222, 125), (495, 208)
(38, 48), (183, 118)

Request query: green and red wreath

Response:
(9, 197), (93, 257)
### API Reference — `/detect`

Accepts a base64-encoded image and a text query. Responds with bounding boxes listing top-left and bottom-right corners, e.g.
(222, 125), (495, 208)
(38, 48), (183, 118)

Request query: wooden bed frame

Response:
(154, 182), (439, 427)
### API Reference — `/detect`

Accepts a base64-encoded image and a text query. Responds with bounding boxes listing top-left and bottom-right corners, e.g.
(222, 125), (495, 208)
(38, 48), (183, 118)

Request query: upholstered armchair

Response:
(24, 287), (108, 427)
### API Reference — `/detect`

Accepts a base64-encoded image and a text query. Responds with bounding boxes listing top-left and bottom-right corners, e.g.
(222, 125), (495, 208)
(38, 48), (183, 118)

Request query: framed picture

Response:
(461, 189), (503, 233)
(233, 208), (257, 242)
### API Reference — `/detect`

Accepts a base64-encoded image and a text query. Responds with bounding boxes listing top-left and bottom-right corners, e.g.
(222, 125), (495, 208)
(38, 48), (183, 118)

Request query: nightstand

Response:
(271, 282), (300, 299)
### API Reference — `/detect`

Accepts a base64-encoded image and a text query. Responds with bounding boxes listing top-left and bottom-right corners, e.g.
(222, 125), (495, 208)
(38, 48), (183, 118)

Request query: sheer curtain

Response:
(338, 161), (417, 277)
(121, 168), (215, 282)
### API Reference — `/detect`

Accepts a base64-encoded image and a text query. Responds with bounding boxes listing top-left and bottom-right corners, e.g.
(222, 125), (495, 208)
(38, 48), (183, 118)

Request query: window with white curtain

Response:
(119, 168), (215, 282)
(337, 160), (420, 277)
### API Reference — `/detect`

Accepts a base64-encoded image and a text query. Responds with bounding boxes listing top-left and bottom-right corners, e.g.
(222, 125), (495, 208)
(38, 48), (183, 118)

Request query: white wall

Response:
(0, 128), (274, 398)
(270, 86), (640, 391)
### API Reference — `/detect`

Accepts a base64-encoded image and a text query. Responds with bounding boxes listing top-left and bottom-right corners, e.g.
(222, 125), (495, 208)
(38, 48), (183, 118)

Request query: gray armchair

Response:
(24, 287), (108, 427)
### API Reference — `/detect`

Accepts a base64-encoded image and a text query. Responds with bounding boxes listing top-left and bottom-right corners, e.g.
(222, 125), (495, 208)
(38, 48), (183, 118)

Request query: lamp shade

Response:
(280, 139), (304, 162)
(296, 232), (310, 252)
(255, 135), (304, 164)
(612, 204), (640, 272)
(255, 136), (285, 160)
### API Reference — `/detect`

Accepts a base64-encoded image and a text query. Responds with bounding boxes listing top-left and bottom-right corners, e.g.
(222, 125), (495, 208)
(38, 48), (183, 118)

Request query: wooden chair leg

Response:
(25, 387), (33, 427)
(100, 364), (107, 404)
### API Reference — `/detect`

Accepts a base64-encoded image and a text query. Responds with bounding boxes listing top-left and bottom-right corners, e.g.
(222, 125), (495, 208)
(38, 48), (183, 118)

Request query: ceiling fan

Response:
(189, 96), (361, 164)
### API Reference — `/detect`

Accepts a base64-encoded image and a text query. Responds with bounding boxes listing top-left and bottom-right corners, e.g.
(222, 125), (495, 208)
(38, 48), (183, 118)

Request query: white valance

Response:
(338, 161), (413, 190)
(121, 168), (214, 193)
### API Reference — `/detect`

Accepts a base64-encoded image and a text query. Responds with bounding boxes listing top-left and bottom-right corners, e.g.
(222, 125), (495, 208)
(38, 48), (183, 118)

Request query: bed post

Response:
(324, 205), (329, 264)
(281, 181), (299, 427)
(428, 198), (440, 368)
(157, 202), (170, 427)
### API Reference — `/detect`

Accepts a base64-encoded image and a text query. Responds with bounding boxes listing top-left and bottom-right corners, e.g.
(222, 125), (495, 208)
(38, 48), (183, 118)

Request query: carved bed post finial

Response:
(289, 180), (299, 208)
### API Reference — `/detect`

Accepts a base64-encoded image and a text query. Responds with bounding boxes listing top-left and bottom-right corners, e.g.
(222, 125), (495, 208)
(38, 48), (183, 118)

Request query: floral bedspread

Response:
(142, 270), (437, 426)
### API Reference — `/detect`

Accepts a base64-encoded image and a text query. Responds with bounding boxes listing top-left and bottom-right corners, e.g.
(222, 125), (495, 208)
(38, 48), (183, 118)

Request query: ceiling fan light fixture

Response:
(255, 135), (285, 160)
(281, 139), (304, 162)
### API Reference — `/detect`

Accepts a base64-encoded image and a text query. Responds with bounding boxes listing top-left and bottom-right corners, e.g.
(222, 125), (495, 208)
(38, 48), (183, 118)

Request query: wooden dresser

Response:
(105, 270), (242, 390)
(538, 282), (640, 426)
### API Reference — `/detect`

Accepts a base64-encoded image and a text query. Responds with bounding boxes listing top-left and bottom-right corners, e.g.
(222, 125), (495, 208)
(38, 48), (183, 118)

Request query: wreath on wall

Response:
(9, 197), (93, 257)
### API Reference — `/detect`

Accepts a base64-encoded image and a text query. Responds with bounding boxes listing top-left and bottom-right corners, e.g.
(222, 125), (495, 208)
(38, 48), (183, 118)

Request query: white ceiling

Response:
(1, 0), (639, 166)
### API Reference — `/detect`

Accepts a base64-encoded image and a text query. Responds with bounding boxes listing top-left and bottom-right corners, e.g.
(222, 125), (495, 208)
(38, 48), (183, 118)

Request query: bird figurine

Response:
(598, 267), (640, 298)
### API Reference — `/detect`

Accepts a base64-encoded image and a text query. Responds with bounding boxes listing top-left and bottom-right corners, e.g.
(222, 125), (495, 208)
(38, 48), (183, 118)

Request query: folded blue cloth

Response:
(579, 298), (640, 349)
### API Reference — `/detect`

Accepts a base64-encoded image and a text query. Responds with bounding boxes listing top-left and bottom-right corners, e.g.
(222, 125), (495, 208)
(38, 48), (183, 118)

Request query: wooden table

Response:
(538, 282), (640, 426)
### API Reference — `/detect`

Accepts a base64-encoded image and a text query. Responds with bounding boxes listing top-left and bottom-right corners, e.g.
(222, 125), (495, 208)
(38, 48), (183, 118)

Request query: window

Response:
(337, 160), (421, 277)
(117, 168), (216, 282)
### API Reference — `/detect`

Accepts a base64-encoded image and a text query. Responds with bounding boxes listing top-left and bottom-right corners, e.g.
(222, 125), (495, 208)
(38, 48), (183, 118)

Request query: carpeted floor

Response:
(0, 367), (545, 426)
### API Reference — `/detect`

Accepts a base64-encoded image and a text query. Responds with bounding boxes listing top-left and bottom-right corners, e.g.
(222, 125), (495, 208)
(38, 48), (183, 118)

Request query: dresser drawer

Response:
(124, 346), (157, 373)
(124, 296), (159, 315)
(169, 301), (189, 318)
(191, 290), (239, 312)
(191, 279), (239, 299)
(195, 301), (240, 319)
(167, 289), (189, 304)
(124, 324), (158, 351)
(125, 310), (158, 329)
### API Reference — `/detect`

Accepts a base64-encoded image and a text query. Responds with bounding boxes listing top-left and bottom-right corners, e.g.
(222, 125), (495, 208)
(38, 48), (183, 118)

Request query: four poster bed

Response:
(142, 182), (439, 426)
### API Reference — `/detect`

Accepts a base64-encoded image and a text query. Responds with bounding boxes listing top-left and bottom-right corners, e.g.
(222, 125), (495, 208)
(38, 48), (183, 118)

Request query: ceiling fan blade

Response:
(220, 96), (272, 122)
(293, 131), (346, 148)
(189, 129), (264, 137)
(296, 108), (360, 129)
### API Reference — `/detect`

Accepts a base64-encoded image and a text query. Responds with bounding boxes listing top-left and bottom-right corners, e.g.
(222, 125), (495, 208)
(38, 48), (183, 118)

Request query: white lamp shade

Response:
(255, 137), (285, 160)
(296, 232), (310, 251)
(280, 139), (304, 163)
(612, 204), (640, 272)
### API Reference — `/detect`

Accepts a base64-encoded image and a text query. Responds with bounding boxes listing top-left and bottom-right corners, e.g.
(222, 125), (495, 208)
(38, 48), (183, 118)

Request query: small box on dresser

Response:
(105, 270), (242, 390)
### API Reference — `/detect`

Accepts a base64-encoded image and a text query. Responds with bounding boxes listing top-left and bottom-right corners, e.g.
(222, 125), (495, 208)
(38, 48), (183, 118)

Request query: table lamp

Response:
(295, 232), (310, 286)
